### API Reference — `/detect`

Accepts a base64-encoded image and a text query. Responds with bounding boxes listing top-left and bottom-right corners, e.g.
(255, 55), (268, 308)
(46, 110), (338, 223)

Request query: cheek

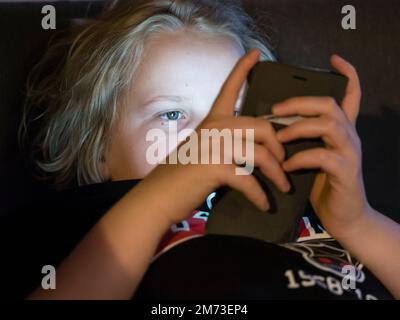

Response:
(107, 123), (158, 179)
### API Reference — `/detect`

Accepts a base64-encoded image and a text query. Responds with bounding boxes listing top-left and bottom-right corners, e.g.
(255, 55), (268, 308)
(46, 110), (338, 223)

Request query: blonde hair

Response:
(20, 0), (276, 189)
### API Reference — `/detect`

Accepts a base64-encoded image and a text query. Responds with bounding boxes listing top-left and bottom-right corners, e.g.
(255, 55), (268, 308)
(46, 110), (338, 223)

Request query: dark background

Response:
(0, 0), (399, 222)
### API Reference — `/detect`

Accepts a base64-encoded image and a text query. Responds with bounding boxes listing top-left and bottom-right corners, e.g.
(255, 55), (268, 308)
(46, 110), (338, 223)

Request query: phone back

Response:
(206, 61), (348, 244)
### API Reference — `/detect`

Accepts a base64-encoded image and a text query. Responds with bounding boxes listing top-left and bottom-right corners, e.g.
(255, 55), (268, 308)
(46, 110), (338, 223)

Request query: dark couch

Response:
(0, 0), (399, 222)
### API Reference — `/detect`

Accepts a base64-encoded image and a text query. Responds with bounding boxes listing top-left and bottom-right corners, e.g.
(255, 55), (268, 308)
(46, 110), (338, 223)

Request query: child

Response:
(20, 0), (400, 299)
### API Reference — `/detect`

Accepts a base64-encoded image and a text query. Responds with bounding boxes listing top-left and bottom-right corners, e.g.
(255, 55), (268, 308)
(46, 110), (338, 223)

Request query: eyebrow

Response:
(140, 95), (190, 107)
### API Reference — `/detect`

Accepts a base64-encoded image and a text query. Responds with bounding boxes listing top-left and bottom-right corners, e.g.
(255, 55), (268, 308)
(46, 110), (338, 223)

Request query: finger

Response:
(271, 96), (343, 120)
(233, 141), (290, 193)
(330, 54), (362, 125)
(209, 116), (286, 163)
(255, 116), (286, 163)
(251, 144), (291, 193)
(276, 117), (350, 151)
(282, 147), (345, 179)
(222, 164), (270, 211)
(210, 49), (260, 116)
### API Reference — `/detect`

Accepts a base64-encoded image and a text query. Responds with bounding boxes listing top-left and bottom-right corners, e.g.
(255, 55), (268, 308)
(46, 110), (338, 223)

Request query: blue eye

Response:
(159, 110), (185, 121)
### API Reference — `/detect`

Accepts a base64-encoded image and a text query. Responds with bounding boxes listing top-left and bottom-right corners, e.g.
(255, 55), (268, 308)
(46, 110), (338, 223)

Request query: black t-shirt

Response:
(136, 235), (393, 300)
(0, 179), (393, 299)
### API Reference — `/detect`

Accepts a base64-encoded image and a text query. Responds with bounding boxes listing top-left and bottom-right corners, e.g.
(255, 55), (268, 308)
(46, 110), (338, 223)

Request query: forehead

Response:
(130, 30), (244, 103)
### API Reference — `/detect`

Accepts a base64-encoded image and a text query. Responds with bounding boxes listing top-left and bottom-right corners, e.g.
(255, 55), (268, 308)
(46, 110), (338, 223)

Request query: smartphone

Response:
(205, 61), (348, 244)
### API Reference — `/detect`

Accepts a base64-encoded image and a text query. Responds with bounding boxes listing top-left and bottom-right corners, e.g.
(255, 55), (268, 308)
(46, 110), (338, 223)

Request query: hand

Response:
(271, 55), (371, 239)
(143, 49), (290, 225)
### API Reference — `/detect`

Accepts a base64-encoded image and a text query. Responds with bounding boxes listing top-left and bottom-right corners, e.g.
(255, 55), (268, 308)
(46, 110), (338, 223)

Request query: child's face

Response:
(104, 30), (245, 180)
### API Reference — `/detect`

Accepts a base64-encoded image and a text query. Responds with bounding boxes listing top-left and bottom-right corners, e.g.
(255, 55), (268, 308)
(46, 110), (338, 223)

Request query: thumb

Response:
(210, 49), (260, 117)
(330, 54), (362, 125)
